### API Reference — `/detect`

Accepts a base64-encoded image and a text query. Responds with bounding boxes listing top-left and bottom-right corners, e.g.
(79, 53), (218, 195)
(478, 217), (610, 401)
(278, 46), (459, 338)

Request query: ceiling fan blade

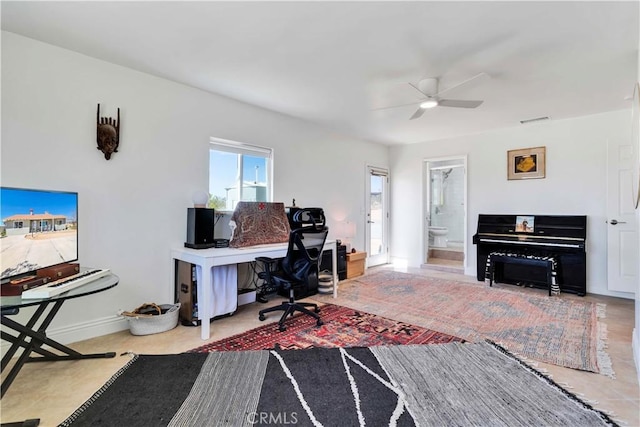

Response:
(408, 81), (428, 96)
(409, 107), (426, 120)
(438, 99), (484, 108)
(434, 72), (489, 97)
(372, 100), (423, 111)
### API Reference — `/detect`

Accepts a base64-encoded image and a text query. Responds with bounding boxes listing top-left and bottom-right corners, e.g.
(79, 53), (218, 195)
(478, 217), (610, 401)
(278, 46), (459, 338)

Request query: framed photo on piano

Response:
(507, 146), (546, 180)
(515, 215), (535, 233)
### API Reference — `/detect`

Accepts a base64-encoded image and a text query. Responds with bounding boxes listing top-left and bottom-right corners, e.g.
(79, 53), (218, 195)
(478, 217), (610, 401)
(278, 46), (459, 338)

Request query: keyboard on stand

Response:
(22, 269), (111, 299)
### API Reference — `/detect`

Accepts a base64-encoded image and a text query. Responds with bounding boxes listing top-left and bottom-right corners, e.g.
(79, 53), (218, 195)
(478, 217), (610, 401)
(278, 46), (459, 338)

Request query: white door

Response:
(366, 166), (389, 267)
(423, 161), (433, 262)
(606, 137), (639, 293)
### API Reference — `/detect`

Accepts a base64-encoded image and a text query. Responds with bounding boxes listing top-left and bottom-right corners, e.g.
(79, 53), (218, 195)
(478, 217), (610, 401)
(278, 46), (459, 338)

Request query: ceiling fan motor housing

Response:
(417, 78), (439, 96)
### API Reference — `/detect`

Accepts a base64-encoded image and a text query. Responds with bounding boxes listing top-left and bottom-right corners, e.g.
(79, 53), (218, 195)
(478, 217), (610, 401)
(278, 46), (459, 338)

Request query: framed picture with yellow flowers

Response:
(507, 146), (546, 180)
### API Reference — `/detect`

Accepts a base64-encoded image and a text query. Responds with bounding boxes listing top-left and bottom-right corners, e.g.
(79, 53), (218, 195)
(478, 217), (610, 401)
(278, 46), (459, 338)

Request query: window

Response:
(209, 137), (273, 211)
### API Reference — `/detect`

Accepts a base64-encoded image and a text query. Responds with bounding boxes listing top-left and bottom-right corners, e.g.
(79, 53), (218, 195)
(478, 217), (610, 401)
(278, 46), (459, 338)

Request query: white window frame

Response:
(209, 137), (274, 211)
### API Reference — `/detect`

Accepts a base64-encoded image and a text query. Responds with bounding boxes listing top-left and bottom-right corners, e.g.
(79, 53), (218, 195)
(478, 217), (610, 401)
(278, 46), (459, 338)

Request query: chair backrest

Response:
(281, 223), (329, 288)
(291, 207), (326, 229)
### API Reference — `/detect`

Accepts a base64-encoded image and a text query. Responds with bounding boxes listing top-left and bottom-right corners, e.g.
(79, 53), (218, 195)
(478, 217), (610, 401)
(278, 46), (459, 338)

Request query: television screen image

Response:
(0, 187), (78, 281)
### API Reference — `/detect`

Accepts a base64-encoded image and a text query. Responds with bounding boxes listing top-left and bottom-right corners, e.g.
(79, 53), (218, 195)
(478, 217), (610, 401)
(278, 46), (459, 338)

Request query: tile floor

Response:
(1, 266), (638, 426)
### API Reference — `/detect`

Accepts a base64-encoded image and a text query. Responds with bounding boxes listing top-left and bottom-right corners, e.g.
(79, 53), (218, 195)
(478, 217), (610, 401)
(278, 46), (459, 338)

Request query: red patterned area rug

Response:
(189, 303), (463, 352)
(316, 270), (613, 377)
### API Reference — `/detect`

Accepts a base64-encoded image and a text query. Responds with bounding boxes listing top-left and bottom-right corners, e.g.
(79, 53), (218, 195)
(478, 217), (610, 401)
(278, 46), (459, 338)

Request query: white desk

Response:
(171, 239), (337, 340)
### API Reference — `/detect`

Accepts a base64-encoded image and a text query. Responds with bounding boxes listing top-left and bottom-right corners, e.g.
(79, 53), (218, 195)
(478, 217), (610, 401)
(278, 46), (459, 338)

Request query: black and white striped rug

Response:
(61, 342), (618, 426)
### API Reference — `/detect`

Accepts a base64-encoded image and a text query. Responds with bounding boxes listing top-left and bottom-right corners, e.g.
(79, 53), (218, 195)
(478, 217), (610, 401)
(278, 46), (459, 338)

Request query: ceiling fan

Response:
(383, 72), (488, 120)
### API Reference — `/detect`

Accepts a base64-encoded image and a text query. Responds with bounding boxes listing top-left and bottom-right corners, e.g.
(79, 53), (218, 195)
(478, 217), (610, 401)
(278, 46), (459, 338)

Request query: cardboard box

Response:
(346, 251), (367, 279)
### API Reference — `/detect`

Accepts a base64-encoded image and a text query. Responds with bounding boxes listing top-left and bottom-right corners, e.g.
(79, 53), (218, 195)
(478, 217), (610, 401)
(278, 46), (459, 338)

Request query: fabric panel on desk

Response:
(229, 202), (290, 248)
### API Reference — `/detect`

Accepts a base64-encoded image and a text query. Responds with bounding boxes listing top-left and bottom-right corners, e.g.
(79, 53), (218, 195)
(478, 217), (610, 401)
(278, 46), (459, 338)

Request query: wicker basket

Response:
(123, 303), (180, 336)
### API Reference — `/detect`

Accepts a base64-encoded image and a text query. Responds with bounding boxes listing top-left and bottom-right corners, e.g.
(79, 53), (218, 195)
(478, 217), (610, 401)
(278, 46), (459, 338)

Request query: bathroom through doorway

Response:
(423, 156), (467, 273)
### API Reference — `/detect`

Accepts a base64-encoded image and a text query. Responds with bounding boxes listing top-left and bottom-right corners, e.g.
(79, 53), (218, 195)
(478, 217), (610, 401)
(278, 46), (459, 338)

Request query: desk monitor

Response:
(0, 187), (78, 283)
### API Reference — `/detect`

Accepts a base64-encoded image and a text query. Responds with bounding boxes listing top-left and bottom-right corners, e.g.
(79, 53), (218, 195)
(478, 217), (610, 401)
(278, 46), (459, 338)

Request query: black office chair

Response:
(256, 223), (328, 332)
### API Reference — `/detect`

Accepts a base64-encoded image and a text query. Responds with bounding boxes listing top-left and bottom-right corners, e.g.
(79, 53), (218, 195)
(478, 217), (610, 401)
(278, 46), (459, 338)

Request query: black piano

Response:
(473, 214), (587, 295)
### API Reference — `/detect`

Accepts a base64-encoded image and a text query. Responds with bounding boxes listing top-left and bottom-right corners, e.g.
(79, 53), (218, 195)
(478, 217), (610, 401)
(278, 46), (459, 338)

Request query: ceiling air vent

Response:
(520, 116), (550, 124)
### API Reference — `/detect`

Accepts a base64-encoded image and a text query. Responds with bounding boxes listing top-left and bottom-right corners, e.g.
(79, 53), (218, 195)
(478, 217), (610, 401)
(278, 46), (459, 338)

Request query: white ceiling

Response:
(2, 1), (638, 145)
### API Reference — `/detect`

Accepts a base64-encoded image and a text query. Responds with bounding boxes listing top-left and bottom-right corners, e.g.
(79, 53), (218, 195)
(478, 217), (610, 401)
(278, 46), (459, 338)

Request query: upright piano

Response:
(473, 214), (587, 295)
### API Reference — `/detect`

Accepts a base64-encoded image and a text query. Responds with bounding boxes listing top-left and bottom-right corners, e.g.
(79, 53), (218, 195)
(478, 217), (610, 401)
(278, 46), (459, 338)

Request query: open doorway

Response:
(423, 156), (467, 272)
(366, 166), (389, 267)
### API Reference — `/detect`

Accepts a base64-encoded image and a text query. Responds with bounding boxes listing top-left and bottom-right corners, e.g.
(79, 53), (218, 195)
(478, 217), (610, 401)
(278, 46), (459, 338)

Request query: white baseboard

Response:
(1, 315), (129, 356)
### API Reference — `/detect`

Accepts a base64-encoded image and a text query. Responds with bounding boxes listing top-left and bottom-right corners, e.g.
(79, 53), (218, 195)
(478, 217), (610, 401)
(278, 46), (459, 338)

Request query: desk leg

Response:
(332, 248), (338, 298)
(1, 301), (115, 398)
(196, 263), (213, 340)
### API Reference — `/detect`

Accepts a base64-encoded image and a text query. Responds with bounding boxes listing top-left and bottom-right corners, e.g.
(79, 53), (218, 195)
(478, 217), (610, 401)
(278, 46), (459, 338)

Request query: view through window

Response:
(209, 138), (272, 211)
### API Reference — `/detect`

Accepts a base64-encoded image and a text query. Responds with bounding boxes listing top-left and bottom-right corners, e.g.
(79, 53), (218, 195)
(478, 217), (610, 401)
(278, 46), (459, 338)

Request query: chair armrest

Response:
(256, 256), (277, 264)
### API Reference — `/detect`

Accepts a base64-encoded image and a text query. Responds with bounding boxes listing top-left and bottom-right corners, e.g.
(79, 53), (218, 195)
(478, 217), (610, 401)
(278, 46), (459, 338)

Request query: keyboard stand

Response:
(1, 274), (118, 398)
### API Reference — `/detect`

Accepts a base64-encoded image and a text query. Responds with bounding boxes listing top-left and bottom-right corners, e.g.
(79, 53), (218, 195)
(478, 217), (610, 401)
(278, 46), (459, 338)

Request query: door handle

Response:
(367, 220), (375, 224)
(609, 219), (626, 225)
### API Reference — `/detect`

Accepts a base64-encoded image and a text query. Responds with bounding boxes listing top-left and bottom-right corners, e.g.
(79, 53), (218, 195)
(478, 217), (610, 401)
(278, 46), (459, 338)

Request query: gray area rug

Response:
(60, 342), (618, 427)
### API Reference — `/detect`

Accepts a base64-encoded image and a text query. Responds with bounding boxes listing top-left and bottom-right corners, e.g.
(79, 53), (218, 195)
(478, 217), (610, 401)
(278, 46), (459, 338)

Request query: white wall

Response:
(0, 32), (388, 342)
(389, 110), (633, 298)
(634, 6), (640, 384)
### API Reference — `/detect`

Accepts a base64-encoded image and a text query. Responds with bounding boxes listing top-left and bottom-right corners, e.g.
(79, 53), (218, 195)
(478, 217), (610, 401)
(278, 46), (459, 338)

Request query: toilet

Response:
(429, 226), (448, 248)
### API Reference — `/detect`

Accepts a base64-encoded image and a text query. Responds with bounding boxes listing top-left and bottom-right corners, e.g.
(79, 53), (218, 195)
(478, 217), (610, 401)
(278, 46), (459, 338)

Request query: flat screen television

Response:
(0, 187), (78, 283)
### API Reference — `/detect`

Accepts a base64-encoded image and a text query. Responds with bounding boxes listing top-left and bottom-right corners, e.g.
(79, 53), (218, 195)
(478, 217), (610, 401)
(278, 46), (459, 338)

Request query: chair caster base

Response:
(259, 314), (266, 321)
(316, 319), (324, 327)
(279, 325), (286, 332)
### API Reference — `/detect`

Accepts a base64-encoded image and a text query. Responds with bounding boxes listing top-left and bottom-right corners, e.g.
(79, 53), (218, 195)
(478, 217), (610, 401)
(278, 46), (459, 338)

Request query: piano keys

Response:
(473, 214), (587, 295)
